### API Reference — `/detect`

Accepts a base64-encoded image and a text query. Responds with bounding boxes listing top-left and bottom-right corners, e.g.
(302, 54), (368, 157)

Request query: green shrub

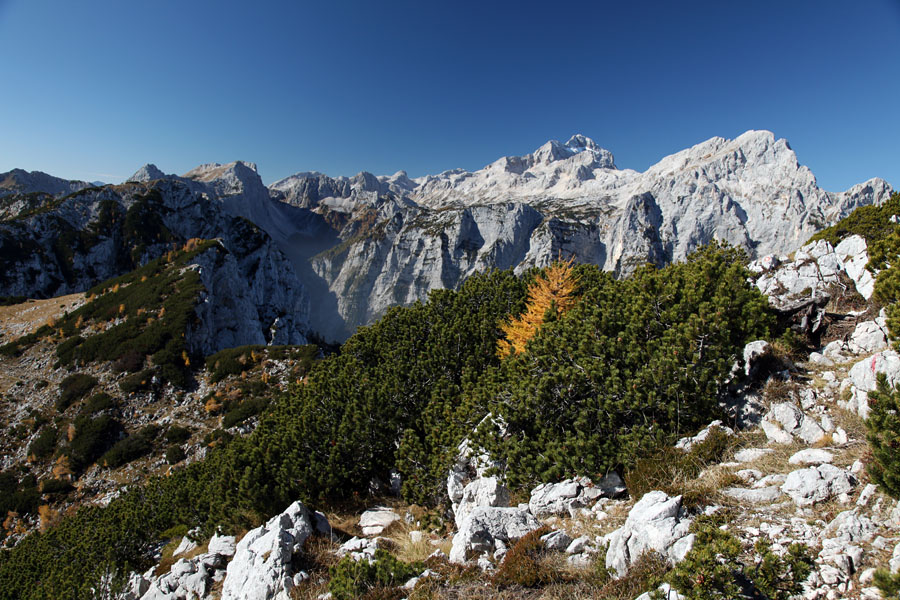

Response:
(205, 346), (262, 383)
(112, 350), (144, 374)
(0, 472), (40, 516)
(222, 396), (268, 429)
(65, 414), (122, 471)
(101, 425), (159, 468)
(474, 244), (773, 489)
(165, 445), (186, 465)
(866, 373), (900, 497)
(493, 526), (560, 588)
(203, 428), (233, 447)
(40, 478), (74, 495)
(874, 568), (900, 597)
(28, 426), (58, 460)
(56, 373), (98, 412)
(119, 369), (155, 394)
(164, 425), (191, 445)
(328, 549), (423, 600)
(81, 392), (117, 415)
(666, 514), (812, 599)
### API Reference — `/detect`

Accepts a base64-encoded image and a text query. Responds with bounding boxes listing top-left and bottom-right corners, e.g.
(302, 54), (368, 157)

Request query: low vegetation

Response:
(808, 191), (900, 247)
(0, 243), (782, 599)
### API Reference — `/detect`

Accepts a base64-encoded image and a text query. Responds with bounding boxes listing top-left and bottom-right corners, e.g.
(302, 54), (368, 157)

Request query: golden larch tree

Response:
(497, 258), (579, 358)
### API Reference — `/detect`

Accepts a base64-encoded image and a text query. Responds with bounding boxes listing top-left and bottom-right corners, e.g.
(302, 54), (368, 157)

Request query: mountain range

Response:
(1, 130), (893, 343)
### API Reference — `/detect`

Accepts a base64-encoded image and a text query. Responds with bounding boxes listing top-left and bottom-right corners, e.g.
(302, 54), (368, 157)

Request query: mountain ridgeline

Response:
(0, 130), (893, 343)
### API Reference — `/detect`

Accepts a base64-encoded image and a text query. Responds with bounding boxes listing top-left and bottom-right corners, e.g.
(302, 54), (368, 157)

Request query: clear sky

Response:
(0, 0), (897, 192)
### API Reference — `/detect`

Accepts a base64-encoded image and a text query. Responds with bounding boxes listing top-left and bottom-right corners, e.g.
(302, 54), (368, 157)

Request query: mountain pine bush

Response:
(473, 243), (773, 487)
(866, 373), (900, 498)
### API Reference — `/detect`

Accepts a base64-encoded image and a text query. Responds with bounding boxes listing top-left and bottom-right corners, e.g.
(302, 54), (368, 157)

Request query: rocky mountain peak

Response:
(529, 135), (615, 169)
(126, 163), (167, 183)
(183, 161), (268, 201)
(0, 168), (92, 198)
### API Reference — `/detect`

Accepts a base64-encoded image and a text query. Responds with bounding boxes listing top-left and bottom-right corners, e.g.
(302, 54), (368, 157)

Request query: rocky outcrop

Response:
(3, 132), (893, 343)
(449, 507), (542, 564)
(0, 168), (92, 199)
(359, 507), (401, 536)
(842, 350), (900, 418)
(221, 501), (322, 600)
(528, 474), (624, 518)
(455, 477), (510, 528)
(604, 491), (695, 577)
(782, 464), (857, 507)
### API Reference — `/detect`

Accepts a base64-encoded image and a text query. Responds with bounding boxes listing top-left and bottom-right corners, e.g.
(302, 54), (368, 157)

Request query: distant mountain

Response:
(269, 130), (893, 340)
(0, 168), (93, 198)
(0, 163), (310, 353)
(0, 131), (893, 343)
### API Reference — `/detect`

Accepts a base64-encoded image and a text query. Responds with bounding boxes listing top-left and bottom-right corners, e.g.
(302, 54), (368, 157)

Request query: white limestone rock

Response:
(172, 536), (198, 557)
(455, 477), (510, 528)
(789, 449), (834, 465)
(336, 536), (386, 561)
(359, 507), (401, 536)
(762, 402), (825, 445)
(221, 501), (317, 600)
(605, 491), (694, 576)
(449, 507), (541, 564)
(848, 319), (889, 355)
(845, 350), (900, 418)
(208, 533), (237, 557)
(541, 530), (573, 551)
(734, 448), (774, 463)
(782, 465), (857, 506)
(528, 475), (617, 518)
(721, 486), (783, 503)
(742, 341), (773, 378)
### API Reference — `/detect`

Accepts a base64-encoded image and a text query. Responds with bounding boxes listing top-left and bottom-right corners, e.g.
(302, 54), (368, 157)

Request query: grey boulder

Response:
(605, 491), (694, 577)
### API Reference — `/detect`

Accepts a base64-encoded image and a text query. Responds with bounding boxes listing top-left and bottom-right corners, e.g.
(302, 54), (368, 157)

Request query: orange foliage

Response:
(38, 505), (59, 532)
(497, 258), (579, 358)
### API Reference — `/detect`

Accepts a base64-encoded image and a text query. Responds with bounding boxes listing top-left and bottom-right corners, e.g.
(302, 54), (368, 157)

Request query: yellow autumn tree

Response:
(497, 258), (579, 358)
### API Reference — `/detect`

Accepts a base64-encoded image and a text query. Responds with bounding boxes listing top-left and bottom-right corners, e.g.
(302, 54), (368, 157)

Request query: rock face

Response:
(604, 491), (694, 576)
(528, 475), (622, 518)
(0, 165), (310, 353)
(221, 501), (317, 600)
(267, 131), (892, 341)
(761, 402), (827, 445)
(122, 534), (237, 600)
(0, 168), (92, 199)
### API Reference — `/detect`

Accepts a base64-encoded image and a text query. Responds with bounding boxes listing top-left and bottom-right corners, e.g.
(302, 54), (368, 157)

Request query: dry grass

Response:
(0, 293), (85, 341)
(383, 518), (446, 564)
(740, 439), (808, 475)
(290, 535), (342, 599)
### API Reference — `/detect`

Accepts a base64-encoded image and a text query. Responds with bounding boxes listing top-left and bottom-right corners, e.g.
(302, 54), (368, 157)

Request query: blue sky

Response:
(0, 0), (898, 191)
